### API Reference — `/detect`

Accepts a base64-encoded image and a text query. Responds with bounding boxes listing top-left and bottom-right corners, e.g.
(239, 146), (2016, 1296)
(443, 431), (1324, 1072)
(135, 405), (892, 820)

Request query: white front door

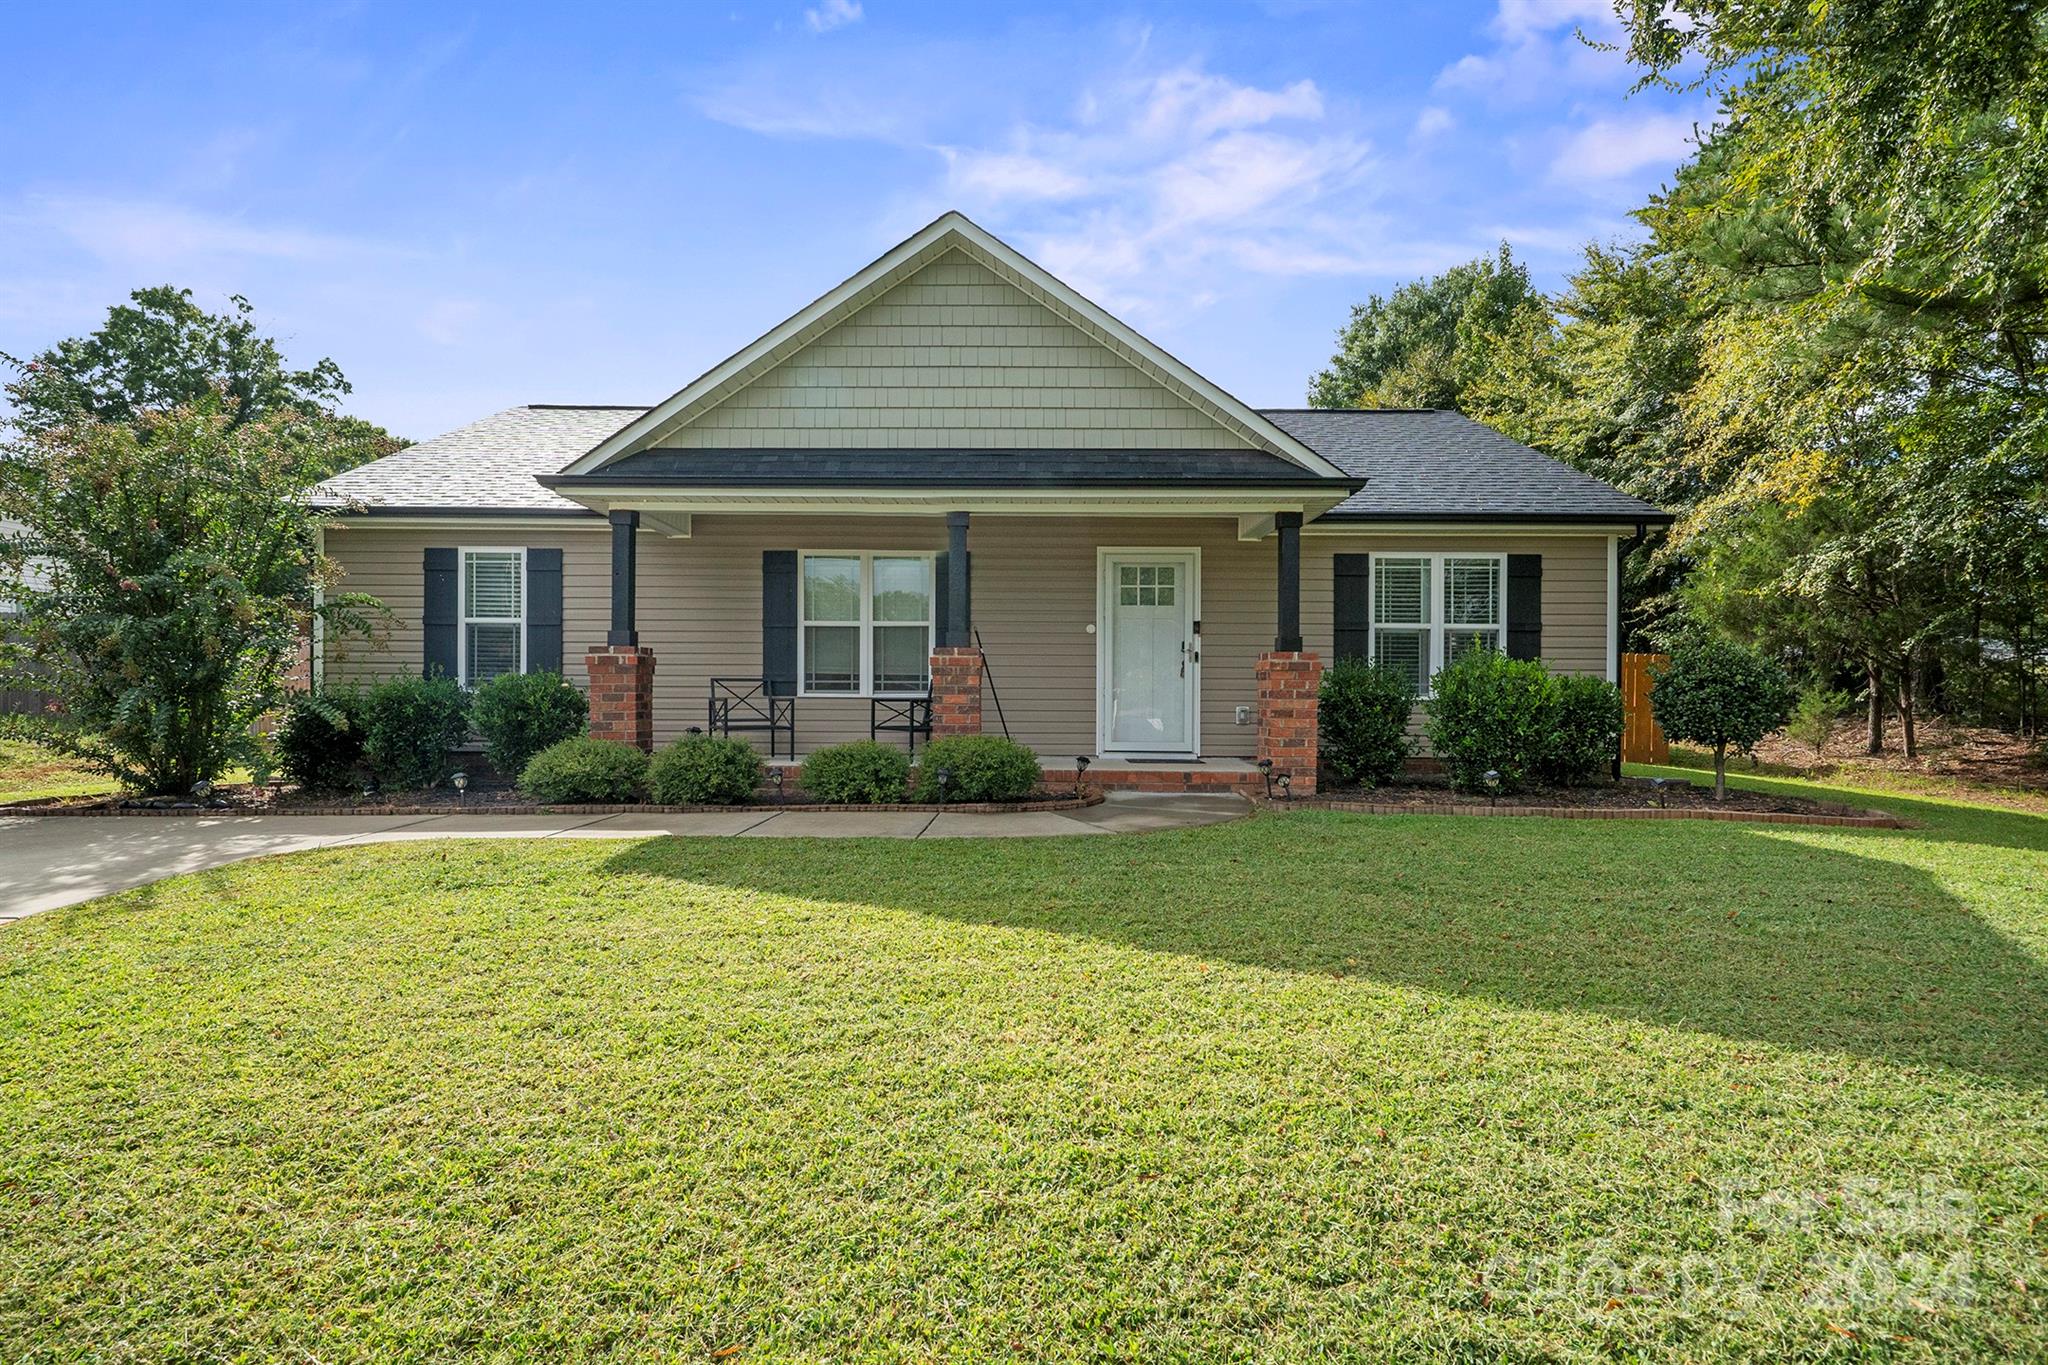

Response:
(1099, 550), (1199, 755)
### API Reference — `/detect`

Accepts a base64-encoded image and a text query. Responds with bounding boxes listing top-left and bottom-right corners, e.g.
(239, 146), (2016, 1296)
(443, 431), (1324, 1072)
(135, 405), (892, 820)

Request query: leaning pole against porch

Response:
(1256, 512), (1321, 796)
(929, 511), (985, 738)
(587, 508), (657, 751)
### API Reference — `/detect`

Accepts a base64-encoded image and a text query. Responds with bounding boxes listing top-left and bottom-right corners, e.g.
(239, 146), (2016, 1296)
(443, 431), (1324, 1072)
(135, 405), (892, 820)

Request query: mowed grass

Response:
(3, 773), (2045, 1360)
(0, 737), (118, 803)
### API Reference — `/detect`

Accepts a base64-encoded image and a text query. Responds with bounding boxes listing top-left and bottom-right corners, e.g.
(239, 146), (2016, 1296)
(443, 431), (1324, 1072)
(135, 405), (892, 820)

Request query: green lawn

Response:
(3, 769), (2045, 1360)
(0, 737), (119, 803)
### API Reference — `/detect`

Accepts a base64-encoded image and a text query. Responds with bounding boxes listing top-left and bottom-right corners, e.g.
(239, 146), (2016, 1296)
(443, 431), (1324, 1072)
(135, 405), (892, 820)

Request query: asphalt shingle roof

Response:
(1257, 408), (1669, 523)
(313, 403), (1667, 524)
(312, 405), (643, 514)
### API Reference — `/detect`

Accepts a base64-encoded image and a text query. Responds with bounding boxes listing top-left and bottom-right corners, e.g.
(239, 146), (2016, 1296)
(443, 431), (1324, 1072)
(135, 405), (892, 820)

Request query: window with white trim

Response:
(800, 552), (934, 697)
(1370, 553), (1504, 695)
(462, 548), (525, 688)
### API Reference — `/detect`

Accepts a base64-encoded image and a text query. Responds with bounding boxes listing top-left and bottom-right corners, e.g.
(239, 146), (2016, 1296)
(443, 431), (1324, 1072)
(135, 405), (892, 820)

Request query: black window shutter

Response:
(1332, 553), (1370, 662)
(762, 550), (799, 694)
(423, 548), (459, 680)
(526, 548), (563, 675)
(933, 551), (971, 648)
(1506, 554), (1543, 660)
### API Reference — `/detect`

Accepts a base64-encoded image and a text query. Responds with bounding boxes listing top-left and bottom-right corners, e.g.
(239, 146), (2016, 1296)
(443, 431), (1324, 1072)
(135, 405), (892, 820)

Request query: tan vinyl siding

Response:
(659, 253), (1245, 451)
(322, 519), (1615, 760)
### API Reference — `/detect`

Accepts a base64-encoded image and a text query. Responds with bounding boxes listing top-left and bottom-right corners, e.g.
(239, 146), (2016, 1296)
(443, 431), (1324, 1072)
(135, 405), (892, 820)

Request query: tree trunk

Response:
(1897, 653), (1918, 760)
(1865, 658), (1885, 754)
(1713, 741), (1728, 801)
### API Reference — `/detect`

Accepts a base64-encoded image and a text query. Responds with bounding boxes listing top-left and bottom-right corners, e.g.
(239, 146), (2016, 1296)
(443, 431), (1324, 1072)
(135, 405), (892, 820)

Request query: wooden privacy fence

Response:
(1620, 652), (1670, 765)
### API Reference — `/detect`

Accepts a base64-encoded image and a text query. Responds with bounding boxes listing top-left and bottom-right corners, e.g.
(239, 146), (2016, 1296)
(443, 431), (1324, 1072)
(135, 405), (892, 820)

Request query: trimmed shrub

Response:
(649, 734), (763, 805)
(800, 741), (912, 804)
(275, 687), (368, 792)
(1424, 648), (1556, 793)
(909, 736), (1042, 802)
(519, 737), (649, 804)
(1540, 674), (1625, 786)
(471, 671), (587, 780)
(362, 675), (470, 792)
(1318, 659), (1413, 789)
(1651, 640), (1791, 800)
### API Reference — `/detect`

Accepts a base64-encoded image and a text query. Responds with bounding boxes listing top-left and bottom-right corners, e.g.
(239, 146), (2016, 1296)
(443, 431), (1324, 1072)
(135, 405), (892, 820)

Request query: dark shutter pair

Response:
(760, 549), (965, 695)
(421, 547), (564, 680)
(1330, 552), (1542, 663)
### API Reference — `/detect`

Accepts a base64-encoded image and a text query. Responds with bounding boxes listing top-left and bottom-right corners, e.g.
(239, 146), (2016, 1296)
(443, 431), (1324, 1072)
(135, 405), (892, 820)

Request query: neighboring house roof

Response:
(1260, 408), (1671, 525)
(313, 403), (1669, 524)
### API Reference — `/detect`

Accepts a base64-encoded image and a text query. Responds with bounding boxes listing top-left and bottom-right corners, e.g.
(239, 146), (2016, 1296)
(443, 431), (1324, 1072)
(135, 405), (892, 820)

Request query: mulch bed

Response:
(0, 782), (1105, 818)
(1309, 777), (1904, 828)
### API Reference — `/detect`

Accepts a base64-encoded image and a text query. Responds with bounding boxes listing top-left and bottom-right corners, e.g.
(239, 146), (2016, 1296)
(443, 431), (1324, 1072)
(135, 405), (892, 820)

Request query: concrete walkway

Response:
(0, 792), (1247, 921)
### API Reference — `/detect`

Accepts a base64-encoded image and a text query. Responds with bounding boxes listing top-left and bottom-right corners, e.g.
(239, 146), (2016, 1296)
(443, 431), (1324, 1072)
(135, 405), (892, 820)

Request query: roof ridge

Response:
(525, 403), (653, 411)
(1256, 406), (1443, 414)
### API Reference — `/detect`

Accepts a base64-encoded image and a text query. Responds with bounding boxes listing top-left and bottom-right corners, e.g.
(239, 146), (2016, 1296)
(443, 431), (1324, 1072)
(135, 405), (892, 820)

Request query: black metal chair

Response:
(870, 693), (934, 756)
(709, 677), (796, 759)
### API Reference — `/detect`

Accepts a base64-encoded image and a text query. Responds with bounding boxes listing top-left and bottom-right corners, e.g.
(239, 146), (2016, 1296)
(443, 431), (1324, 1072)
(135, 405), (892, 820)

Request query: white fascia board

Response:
(322, 515), (608, 532)
(562, 211), (1350, 481)
(1303, 521), (1648, 537)
(582, 486), (1348, 519)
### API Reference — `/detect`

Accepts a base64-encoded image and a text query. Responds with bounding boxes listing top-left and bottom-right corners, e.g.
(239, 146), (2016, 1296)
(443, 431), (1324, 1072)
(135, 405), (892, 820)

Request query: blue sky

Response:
(0, 1), (1708, 440)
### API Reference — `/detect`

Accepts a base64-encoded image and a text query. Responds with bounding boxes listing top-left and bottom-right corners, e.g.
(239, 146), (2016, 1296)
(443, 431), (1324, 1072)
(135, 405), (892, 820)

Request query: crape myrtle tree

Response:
(0, 399), (383, 794)
(0, 288), (398, 794)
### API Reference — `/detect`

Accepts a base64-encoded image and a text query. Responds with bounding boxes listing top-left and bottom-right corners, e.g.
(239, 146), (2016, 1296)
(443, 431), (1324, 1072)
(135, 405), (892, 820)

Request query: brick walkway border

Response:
(1301, 799), (1905, 829)
(3, 792), (1109, 819)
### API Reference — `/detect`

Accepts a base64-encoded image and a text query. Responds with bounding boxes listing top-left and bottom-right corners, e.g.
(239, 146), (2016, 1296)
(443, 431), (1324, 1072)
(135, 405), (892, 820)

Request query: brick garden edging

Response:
(1, 792), (1108, 819)
(1300, 798), (1905, 829)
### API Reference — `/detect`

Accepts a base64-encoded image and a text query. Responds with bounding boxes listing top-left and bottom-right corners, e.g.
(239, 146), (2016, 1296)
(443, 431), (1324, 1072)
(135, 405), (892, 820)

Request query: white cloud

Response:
(803, 0), (862, 35)
(1549, 112), (1703, 182)
(1412, 106), (1454, 141)
(940, 149), (1090, 201)
(1435, 0), (1627, 102)
(9, 193), (385, 266)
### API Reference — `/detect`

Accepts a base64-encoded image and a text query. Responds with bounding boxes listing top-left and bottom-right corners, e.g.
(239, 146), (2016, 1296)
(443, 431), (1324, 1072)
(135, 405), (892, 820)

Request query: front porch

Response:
(577, 507), (1329, 794)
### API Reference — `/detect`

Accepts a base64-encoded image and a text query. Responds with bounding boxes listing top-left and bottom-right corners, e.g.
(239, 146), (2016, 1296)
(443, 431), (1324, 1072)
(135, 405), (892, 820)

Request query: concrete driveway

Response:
(0, 792), (1247, 921)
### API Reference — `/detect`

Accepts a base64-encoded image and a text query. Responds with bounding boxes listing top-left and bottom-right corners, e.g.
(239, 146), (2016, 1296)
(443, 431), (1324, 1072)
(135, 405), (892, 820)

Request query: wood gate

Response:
(1620, 652), (1670, 765)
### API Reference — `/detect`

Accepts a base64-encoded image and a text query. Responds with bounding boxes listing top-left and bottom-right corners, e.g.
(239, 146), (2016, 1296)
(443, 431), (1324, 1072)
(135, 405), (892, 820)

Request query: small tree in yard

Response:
(0, 400), (382, 794)
(1650, 639), (1792, 800)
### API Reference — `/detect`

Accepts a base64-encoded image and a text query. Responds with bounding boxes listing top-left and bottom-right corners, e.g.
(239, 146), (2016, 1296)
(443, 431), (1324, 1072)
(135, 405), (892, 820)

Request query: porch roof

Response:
(541, 448), (1354, 490)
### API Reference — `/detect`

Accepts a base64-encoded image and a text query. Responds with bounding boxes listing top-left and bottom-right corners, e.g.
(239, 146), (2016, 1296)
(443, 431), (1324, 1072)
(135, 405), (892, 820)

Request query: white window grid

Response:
(460, 547), (526, 689)
(1368, 552), (1506, 697)
(797, 551), (937, 699)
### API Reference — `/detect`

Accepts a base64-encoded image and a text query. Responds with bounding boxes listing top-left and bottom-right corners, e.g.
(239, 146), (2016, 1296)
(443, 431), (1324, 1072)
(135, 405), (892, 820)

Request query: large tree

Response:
(3, 285), (403, 474)
(1308, 245), (1545, 411)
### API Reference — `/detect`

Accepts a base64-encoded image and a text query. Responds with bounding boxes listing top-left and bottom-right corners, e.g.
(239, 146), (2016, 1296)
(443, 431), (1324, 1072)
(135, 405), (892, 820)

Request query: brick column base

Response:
(1255, 650), (1323, 797)
(586, 645), (656, 751)
(929, 646), (984, 738)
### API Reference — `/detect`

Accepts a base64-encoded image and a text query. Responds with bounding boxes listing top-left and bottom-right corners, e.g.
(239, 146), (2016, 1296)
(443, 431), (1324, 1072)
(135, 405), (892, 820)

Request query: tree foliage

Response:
(0, 401), (384, 793)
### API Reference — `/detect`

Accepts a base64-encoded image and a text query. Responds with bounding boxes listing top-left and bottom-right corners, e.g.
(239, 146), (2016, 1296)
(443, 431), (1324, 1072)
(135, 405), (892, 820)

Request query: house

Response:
(311, 213), (1669, 794)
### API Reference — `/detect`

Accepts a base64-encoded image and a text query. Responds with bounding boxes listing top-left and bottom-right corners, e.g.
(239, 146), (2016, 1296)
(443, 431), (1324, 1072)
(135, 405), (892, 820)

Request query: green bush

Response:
(1787, 683), (1853, 758)
(909, 736), (1042, 802)
(1540, 674), (1625, 786)
(1318, 659), (1414, 789)
(800, 741), (912, 803)
(471, 671), (587, 780)
(275, 688), (368, 792)
(362, 675), (470, 791)
(649, 734), (763, 805)
(518, 737), (649, 804)
(1424, 649), (1556, 793)
(1651, 639), (1792, 800)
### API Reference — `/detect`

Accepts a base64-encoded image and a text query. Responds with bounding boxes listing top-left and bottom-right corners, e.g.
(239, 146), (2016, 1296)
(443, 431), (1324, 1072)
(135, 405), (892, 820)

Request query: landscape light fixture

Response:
(1483, 769), (1502, 807)
(1276, 772), (1292, 801)
(1649, 776), (1669, 808)
(191, 779), (212, 802)
(935, 767), (953, 806)
(771, 767), (786, 801)
(1073, 754), (1091, 798)
(1257, 757), (1276, 801)
(452, 770), (468, 805)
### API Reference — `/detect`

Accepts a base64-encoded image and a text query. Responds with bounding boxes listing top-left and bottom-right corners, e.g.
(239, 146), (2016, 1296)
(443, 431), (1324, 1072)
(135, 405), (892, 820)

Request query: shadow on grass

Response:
(602, 809), (2048, 1088)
